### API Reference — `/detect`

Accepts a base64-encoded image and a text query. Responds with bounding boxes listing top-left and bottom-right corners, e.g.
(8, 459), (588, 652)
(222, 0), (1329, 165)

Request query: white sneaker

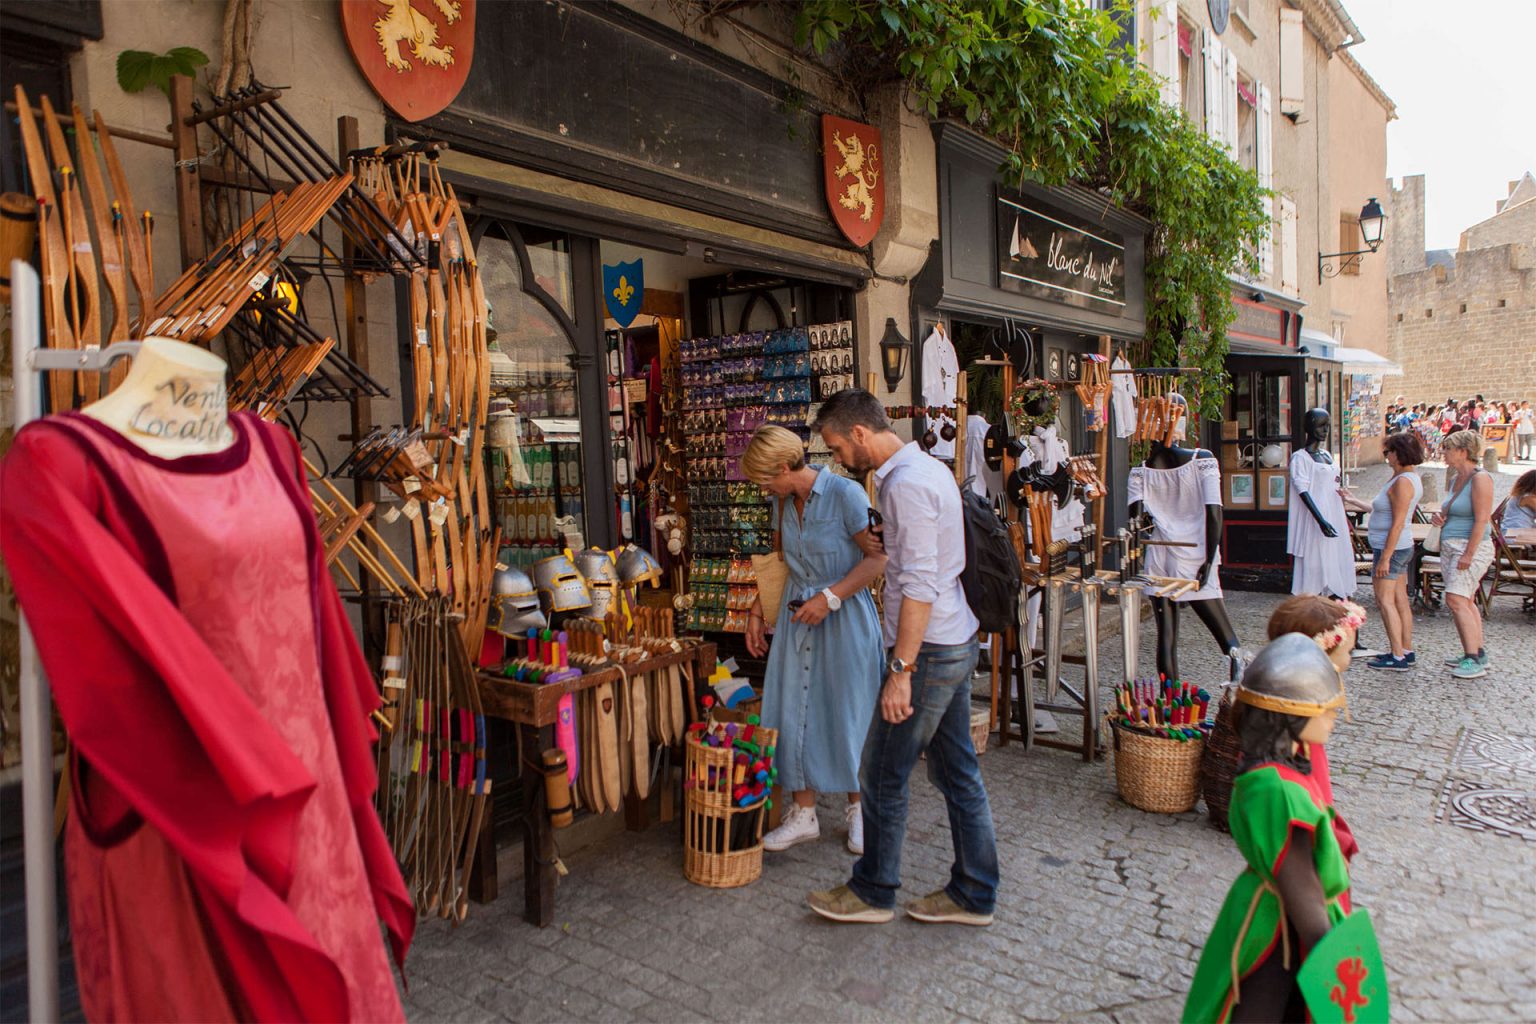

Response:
(763, 804), (819, 851)
(845, 803), (864, 855)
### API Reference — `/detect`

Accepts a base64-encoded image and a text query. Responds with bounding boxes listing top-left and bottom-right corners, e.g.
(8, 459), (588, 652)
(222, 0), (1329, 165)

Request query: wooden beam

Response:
(167, 75), (204, 266)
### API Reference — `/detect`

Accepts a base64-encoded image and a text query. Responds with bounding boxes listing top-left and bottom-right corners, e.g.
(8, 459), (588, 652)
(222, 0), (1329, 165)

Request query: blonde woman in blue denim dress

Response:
(742, 426), (886, 854)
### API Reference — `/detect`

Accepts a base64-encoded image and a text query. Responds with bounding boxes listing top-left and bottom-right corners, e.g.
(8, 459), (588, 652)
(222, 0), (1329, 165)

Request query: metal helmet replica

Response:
(490, 565), (547, 636)
(532, 553), (592, 614)
(614, 543), (664, 587)
(1235, 633), (1346, 718)
(573, 548), (620, 620)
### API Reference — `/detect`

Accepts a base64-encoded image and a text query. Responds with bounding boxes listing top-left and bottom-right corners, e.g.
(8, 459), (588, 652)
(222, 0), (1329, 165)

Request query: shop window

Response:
(473, 221), (587, 568)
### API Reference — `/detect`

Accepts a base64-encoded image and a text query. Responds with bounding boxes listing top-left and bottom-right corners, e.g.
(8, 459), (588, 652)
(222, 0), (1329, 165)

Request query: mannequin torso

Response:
(81, 337), (234, 458)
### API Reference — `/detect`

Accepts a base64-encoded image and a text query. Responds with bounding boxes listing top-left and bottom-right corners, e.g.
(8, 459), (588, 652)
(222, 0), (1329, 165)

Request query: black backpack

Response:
(958, 477), (1022, 634)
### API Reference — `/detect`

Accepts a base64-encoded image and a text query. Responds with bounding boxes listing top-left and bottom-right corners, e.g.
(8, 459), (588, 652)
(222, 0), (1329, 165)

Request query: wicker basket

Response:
(970, 708), (991, 756)
(1199, 689), (1243, 831)
(1109, 719), (1204, 814)
(683, 724), (778, 888)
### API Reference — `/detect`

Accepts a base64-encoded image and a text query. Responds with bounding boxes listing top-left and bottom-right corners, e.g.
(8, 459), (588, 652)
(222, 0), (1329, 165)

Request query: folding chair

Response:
(1487, 521), (1536, 613)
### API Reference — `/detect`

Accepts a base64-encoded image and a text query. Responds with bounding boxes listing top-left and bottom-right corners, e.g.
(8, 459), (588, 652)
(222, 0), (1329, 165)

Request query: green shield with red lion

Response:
(1297, 909), (1390, 1023)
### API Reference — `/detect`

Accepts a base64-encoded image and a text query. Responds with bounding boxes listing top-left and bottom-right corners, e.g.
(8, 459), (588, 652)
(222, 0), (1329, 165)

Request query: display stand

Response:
(469, 641), (717, 925)
(10, 260), (144, 1022)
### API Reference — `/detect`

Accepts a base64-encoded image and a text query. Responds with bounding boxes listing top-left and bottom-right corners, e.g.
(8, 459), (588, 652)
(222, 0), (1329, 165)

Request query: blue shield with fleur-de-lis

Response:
(602, 259), (644, 328)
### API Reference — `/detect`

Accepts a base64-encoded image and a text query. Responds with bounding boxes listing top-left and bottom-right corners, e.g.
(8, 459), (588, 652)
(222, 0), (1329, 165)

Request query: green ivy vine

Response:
(784, 0), (1267, 417)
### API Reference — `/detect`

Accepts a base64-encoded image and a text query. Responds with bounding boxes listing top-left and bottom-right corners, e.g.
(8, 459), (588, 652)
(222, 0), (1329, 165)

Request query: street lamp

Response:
(1318, 197), (1387, 281)
(879, 317), (911, 393)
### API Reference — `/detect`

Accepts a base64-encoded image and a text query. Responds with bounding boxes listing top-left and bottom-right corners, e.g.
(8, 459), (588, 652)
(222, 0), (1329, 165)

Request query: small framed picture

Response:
(1047, 348), (1063, 379)
(1066, 352), (1081, 381)
(1228, 473), (1255, 506)
(1259, 469), (1288, 510)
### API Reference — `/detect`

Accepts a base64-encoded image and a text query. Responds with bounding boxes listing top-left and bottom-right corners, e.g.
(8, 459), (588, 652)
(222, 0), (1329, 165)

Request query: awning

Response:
(1331, 346), (1402, 376)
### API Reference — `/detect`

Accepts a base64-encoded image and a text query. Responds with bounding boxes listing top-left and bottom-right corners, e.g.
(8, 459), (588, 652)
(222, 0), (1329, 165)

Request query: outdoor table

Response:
(468, 641), (717, 926)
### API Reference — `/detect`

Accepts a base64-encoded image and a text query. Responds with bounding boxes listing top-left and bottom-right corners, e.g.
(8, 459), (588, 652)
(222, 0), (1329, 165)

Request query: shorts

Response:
(1371, 546), (1411, 580)
(1438, 537), (1494, 599)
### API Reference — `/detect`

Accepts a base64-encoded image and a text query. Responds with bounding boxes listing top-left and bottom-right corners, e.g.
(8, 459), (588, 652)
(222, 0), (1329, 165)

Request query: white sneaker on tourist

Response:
(845, 803), (864, 855)
(763, 804), (819, 851)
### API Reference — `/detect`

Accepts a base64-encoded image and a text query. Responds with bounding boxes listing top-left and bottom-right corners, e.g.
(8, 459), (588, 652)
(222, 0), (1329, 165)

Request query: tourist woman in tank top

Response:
(1433, 430), (1496, 680)
(1365, 432), (1425, 672)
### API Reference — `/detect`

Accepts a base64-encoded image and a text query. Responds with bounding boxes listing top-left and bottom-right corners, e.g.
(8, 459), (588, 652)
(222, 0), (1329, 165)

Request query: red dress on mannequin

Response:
(0, 411), (413, 1022)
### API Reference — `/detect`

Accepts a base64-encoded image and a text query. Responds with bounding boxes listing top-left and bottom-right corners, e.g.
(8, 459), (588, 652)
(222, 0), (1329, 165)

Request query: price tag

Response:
(428, 500), (450, 527)
(381, 504), (401, 524)
(400, 500), (421, 521)
(383, 676), (407, 690)
(248, 272), (269, 292)
(381, 655), (405, 671)
(402, 476), (422, 494)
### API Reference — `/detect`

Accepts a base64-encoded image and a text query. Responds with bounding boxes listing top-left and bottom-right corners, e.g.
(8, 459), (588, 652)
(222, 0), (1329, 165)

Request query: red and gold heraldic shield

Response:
(822, 114), (885, 247)
(342, 0), (476, 122)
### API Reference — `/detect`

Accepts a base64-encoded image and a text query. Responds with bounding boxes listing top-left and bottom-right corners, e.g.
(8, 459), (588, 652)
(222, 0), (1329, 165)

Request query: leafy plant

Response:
(783, 0), (1268, 417)
(116, 47), (210, 96)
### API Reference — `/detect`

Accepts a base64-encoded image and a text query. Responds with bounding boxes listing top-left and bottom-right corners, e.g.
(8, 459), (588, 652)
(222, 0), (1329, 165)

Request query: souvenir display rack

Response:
(677, 321), (853, 634)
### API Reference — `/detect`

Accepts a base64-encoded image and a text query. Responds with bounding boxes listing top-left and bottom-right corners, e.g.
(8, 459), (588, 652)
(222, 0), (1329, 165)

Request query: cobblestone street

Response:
(403, 563), (1536, 1022)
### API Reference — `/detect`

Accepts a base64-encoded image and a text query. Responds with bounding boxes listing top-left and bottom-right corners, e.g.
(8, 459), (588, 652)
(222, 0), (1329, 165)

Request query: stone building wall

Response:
(1388, 243), (1536, 406)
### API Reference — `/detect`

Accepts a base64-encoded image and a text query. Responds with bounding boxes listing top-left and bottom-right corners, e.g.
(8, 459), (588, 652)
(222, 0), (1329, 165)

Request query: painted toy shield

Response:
(602, 260), (644, 328)
(1297, 909), (1390, 1024)
(821, 114), (885, 247)
(341, 0), (476, 122)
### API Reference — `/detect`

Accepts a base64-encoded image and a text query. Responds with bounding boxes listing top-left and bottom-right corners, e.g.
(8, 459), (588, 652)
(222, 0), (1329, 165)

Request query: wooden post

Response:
(167, 74), (204, 267)
(953, 370), (967, 485)
(1093, 335), (1112, 567)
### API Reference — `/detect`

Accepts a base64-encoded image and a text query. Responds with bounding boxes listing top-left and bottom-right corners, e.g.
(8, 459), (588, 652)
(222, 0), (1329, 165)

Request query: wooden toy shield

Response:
(341, 0), (476, 122)
(1297, 909), (1390, 1024)
(822, 114), (884, 247)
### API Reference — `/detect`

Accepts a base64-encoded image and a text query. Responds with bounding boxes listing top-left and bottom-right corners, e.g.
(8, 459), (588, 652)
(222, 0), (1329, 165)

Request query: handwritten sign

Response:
(997, 189), (1126, 311)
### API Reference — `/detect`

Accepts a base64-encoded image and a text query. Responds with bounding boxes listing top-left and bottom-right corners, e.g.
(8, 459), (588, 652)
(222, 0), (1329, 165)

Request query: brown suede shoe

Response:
(905, 889), (993, 926)
(807, 884), (894, 923)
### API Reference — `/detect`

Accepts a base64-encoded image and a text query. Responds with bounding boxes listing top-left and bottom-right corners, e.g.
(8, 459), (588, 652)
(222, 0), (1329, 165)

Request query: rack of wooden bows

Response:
(168, 77), (507, 920)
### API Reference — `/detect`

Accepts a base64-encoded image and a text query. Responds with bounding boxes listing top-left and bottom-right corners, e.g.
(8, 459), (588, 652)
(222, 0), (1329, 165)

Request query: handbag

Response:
(1423, 469), (1477, 555)
(751, 496), (790, 627)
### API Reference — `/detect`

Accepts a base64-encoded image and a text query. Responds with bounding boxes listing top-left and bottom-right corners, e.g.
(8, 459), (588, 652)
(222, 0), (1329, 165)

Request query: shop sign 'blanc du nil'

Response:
(996, 189), (1126, 312)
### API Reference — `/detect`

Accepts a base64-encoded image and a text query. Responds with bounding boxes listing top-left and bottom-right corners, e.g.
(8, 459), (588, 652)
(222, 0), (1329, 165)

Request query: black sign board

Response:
(996, 189), (1126, 312)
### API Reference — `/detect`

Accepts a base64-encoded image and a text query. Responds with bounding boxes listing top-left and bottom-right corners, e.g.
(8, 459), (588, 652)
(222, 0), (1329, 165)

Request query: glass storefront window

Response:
(1257, 373), (1290, 439)
(477, 225), (585, 568)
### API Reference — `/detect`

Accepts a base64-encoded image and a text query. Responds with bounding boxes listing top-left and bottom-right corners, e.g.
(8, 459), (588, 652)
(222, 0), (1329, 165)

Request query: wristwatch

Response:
(821, 588), (842, 612)
(888, 656), (913, 675)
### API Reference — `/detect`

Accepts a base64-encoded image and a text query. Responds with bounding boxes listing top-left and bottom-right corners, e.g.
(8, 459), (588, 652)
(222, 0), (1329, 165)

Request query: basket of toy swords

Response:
(682, 711), (779, 888)
(1108, 679), (1213, 814)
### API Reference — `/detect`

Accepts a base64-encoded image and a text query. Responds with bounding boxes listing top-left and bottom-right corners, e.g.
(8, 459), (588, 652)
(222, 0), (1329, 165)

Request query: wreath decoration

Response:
(1007, 378), (1059, 433)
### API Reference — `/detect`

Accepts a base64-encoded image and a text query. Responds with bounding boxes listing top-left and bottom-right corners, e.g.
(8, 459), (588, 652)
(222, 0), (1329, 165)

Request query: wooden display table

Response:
(468, 641), (717, 926)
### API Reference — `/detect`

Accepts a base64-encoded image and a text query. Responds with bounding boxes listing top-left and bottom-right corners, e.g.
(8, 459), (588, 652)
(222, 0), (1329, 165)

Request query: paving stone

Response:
(403, 582), (1536, 1020)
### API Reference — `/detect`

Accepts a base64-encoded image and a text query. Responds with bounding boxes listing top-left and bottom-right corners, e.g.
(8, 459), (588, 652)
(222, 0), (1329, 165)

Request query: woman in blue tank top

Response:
(1433, 430), (1496, 679)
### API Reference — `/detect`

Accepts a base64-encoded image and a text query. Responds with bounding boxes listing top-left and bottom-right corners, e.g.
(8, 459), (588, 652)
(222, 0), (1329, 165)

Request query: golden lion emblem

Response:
(374, 0), (462, 72)
(831, 129), (880, 222)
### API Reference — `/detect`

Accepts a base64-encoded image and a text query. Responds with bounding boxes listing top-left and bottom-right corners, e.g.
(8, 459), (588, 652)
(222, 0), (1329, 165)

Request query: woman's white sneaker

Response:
(763, 804), (819, 851)
(845, 803), (864, 855)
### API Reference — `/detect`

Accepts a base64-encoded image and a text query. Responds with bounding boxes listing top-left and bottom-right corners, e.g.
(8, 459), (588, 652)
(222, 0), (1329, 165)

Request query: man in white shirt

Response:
(805, 389), (998, 927)
(1515, 400), (1534, 462)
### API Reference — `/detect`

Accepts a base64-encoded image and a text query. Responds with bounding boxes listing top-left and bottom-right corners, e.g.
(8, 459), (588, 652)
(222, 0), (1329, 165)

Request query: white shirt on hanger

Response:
(1111, 354), (1137, 439)
(921, 325), (960, 459)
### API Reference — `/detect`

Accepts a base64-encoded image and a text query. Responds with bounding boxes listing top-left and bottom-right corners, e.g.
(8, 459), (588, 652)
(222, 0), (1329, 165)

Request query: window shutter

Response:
(1151, 0), (1181, 107)
(1257, 83), (1274, 277)
(1280, 196), (1299, 296)
(1204, 35), (1223, 141)
(1223, 47), (1239, 152)
(1279, 7), (1304, 116)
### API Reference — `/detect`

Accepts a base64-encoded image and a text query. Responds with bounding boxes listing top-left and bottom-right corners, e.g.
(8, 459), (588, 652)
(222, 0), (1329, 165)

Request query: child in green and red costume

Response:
(1184, 596), (1386, 1023)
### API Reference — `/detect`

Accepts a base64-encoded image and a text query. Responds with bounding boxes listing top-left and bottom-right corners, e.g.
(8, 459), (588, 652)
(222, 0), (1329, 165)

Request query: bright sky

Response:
(1344, 0), (1536, 251)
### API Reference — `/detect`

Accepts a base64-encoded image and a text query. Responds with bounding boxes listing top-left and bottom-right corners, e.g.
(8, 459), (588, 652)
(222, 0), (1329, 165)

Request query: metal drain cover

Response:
(1450, 730), (1536, 778)
(1436, 779), (1536, 842)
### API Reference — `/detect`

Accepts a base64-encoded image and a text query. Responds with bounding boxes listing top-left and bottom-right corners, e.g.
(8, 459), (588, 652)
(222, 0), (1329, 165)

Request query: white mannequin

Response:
(81, 337), (235, 458)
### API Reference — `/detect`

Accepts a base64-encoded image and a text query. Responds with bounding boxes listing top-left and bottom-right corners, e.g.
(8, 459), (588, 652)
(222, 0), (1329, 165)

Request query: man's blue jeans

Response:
(848, 638), (998, 914)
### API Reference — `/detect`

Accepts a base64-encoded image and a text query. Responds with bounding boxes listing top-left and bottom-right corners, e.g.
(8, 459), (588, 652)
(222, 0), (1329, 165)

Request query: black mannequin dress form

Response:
(1129, 439), (1240, 680)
